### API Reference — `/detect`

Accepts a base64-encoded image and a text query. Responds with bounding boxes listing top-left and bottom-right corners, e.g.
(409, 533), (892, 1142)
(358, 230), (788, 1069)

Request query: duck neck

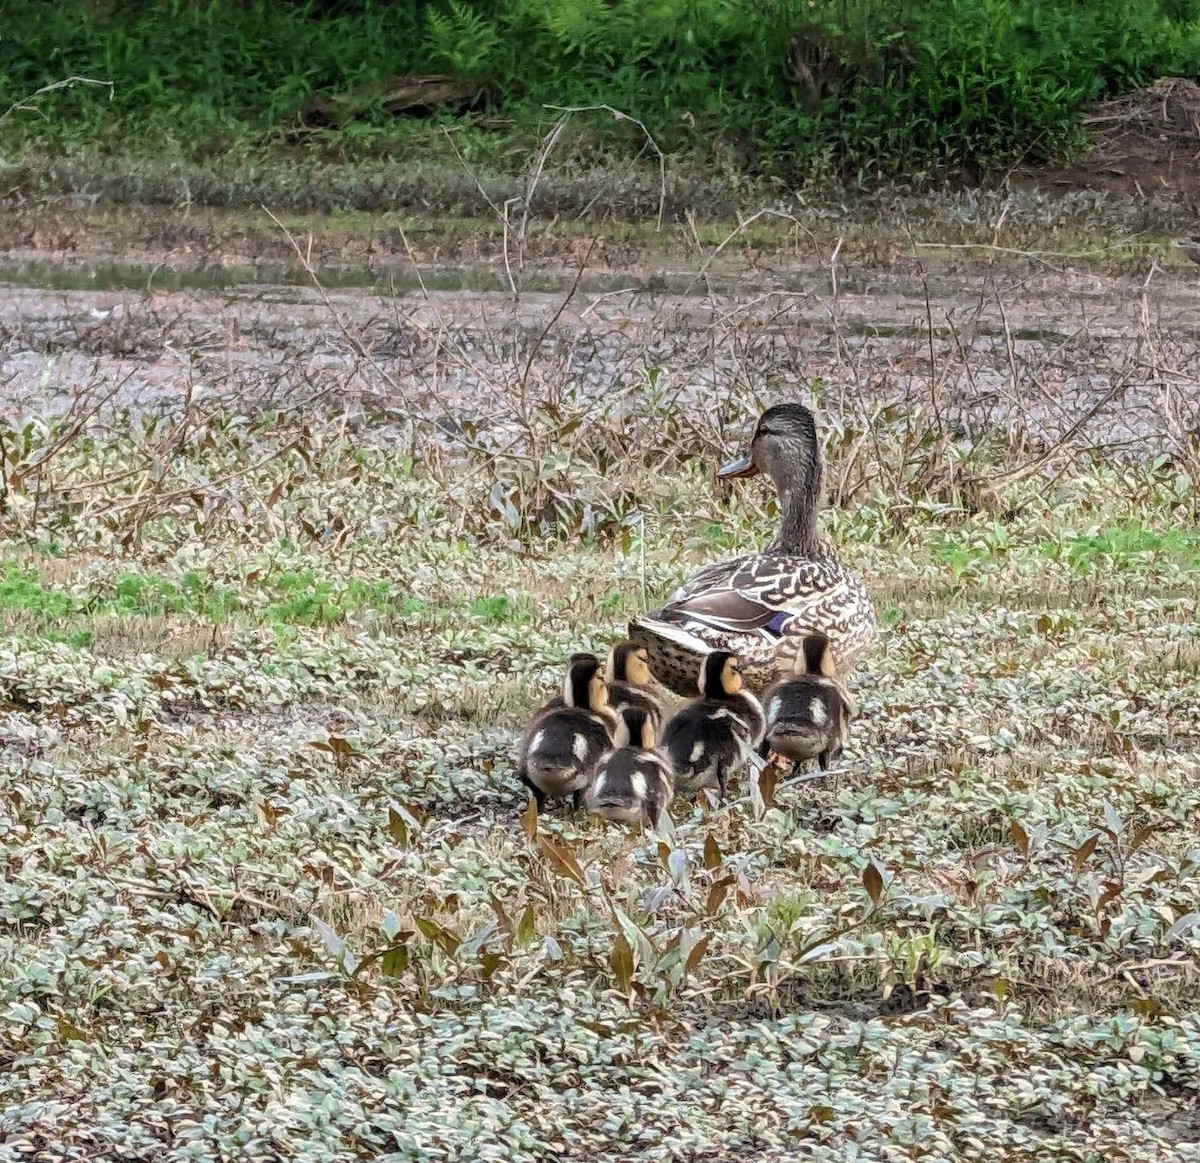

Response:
(773, 476), (821, 556)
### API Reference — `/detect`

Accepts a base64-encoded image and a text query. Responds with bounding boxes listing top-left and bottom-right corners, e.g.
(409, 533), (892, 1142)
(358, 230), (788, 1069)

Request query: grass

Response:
(5, 0), (1200, 192)
(0, 237), (1199, 1159)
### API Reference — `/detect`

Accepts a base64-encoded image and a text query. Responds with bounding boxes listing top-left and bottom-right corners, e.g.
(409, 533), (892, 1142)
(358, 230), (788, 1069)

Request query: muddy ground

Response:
(1, 203), (1198, 473)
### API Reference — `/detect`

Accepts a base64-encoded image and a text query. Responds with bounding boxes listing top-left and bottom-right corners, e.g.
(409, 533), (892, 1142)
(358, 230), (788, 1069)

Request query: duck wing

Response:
(663, 554), (853, 635)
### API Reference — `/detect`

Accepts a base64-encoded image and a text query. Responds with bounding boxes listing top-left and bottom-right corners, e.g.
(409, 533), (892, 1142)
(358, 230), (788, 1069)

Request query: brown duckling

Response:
(660, 650), (765, 801)
(517, 653), (616, 811)
(605, 640), (674, 732)
(585, 705), (676, 829)
(761, 632), (857, 771)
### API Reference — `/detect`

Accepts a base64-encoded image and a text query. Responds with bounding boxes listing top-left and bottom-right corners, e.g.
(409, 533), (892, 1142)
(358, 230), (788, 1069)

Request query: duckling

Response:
(585, 705), (675, 829)
(517, 653), (616, 811)
(761, 632), (857, 771)
(660, 650), (765, 801)
(605, 640), (674, 732)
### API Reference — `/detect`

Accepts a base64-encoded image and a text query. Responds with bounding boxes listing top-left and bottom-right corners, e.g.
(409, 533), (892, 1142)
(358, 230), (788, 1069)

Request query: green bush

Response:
(2, 0), (1198, 179)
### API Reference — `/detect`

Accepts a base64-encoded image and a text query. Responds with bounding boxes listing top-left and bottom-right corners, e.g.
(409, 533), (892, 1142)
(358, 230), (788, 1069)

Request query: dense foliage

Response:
(3, 0), (1200, 181)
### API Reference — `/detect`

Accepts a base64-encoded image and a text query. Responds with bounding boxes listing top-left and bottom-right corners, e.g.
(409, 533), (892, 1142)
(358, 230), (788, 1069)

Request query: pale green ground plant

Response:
(1, 249), (1199, 1160)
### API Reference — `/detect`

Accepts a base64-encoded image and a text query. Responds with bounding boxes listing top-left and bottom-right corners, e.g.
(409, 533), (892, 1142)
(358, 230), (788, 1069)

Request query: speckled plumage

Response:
(629, 403), (874, 696)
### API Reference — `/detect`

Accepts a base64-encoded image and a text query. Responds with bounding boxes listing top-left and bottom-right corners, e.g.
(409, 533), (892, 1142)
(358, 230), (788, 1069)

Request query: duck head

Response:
(718, 403), (823, 554)
(699, 649), (744, 698)
(562, 653), (609, 713)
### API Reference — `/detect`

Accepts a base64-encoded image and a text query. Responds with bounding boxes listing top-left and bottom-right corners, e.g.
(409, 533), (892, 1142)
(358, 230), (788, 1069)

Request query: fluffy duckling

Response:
(660, 650), (765, 800)
(585, 706), (675, 828)
(761, 633), (857, 771)
(605, 640), (674, 732)
(517, 653), (616, 811)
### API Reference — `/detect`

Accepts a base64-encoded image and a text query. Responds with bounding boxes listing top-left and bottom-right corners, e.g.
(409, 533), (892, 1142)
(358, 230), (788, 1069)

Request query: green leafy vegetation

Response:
(1, 237), (1199, 1157)
(3, 0), (1199, 193)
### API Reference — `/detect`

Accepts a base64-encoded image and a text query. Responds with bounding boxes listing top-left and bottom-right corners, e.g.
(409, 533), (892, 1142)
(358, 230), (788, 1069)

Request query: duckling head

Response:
(699, 650), (743, 698)
(607, 641), (654, 686)
(562, 652), (608, 712)
(799, 632), (837, 678)
(613, 705), (656, 750)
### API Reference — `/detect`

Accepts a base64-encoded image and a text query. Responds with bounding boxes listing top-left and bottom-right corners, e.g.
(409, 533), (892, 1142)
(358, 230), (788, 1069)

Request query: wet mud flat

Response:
(1, 230), (1198, 464)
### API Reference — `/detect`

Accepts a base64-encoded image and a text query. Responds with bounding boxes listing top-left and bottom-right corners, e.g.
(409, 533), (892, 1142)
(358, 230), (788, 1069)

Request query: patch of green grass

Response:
(0, 563), (81, 620)
(112, 570), (240, 620)
(4, 0), (1200, 196)
(1041, 522), (1200, 573)
(930, 520), (1200, 579)
(468, 594), (531, 625)
(0, 561), (433, 640)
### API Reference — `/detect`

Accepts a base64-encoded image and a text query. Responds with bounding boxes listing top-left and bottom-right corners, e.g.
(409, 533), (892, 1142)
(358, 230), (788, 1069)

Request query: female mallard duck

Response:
(660, 650), (765, 801)
(628, 402), (874, 696)
(761, 632), (858, 772)
(584, 705), (675, 828)
(517, 653), (616, 811)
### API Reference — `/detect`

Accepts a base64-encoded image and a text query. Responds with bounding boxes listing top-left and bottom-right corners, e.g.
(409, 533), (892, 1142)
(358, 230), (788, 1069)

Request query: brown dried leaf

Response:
(1010, 819), (1029, 856)
(705, 875), (736, 917)
(1128, 824), (1157, 854)
(611, 848), (635, 888)
(758, 762), (779, 809)
(684, 933), (710, 975)
(387, 805), (409, 846)
(1073, 833), (1100, 873)
(703, 832), (723, 871)
(863, 861), (884, 906)
(539, 835), (585, 886)
(520, 797), (538, 843)
(488, 894), (513, 937)
(610, 932), (634, 994)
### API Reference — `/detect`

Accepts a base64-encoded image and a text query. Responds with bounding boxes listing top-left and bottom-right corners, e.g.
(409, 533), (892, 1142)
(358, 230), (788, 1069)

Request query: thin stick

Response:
(1, 76), (113, 124)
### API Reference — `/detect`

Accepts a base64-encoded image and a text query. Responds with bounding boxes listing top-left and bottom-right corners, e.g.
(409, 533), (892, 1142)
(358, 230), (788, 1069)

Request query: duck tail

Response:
(627, 615), (710, 654)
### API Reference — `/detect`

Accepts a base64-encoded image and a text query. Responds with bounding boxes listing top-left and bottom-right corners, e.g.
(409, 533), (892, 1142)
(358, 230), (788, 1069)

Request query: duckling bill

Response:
(585, 705), (675, 828)
(762, 633), (857, 771)
(517, 653), (615, 811)
(660, 650), (765, 800)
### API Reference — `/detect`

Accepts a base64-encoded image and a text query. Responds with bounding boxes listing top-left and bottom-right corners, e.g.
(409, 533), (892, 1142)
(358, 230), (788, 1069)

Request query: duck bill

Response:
(717, 453), (759, 479)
